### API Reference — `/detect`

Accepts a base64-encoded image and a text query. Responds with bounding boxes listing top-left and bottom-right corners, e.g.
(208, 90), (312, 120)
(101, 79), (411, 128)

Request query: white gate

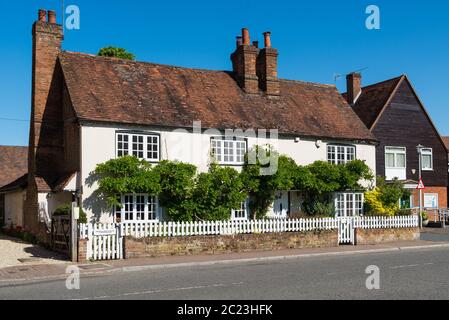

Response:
(80, 223), (123, 261)
(337, 217), (355, 245)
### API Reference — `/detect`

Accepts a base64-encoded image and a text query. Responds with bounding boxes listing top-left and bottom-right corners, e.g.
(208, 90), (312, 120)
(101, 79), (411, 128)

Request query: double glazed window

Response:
(119, 194), (158, 222)
(421, 148), (433, 171)
(335, 193), (364, 217)
(385, 147), (406, 168)
(117, 132), (160, 162)
(327, 145), (356, 165)
(211, 138), (247, 165)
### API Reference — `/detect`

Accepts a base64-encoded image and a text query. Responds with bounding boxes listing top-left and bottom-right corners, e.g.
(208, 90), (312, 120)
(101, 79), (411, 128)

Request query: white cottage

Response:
(23, 10), (377, 237)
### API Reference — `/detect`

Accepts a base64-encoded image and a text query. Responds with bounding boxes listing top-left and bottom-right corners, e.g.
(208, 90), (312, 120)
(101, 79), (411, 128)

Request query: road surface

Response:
(1, 246), (449, 300)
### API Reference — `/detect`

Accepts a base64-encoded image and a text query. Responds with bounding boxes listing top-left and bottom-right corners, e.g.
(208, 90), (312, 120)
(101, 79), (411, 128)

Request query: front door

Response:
(273, 192), (289, 218)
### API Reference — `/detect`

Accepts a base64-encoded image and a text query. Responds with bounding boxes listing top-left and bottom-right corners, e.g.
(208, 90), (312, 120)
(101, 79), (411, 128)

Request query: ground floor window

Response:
(232, 201), (248, 221)
(118, 194), (158, 222)
(424, 193), (438, 209)
(334, 193), (364, 217)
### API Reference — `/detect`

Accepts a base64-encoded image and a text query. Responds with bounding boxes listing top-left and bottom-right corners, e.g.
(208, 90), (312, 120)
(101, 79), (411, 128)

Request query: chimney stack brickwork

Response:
(26, 10), (64, 237)
(231, 29), (259, 94)
(231, 28), (280, 96)
(346, 72), (362, 105)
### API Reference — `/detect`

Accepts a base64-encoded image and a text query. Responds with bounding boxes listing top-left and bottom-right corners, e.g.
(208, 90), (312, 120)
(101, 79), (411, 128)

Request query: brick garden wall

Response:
(124, 230), (338, 259)
(355, 228), (420, 246)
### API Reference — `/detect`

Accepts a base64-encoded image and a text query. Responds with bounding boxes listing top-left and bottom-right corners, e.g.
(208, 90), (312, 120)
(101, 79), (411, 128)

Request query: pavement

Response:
(0, 234), (66, 269)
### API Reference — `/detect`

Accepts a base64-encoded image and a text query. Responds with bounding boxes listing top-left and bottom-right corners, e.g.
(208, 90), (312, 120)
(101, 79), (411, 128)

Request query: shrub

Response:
(364, 178), (411, 216)
(53, 203), (88, 224)
(98, 47), (135, 60)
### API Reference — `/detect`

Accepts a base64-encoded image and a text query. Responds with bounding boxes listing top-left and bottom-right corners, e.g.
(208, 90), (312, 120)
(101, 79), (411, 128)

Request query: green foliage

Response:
(153, 160), (197, 222)
(93, 145), (374, 221)
(98, 47), (135, 60)
(303, 199), (335, 217)
(192, 165), (247, 221)
(94, 156), (161, 207)
(241, 146), (373, 218)
(364, 177), (411, 216)
(53, 203), (88, 223)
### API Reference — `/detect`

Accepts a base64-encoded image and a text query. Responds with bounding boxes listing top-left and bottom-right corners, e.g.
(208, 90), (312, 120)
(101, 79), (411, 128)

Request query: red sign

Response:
(417, 179), (426, 190)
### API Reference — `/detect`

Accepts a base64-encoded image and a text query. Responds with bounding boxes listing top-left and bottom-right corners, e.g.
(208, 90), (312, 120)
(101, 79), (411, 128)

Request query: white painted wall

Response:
(4, 190), (25, 227)
(80, 124), (377, 223)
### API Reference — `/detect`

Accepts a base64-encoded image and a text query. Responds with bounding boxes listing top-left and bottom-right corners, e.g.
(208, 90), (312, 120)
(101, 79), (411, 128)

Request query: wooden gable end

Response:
(372, 78), (448, 187)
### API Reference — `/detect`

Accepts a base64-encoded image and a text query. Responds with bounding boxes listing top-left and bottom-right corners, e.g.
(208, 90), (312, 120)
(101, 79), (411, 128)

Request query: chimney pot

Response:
(38, 9), (47, 22)
(242, 28), (250, 45)
(252, 41), (259, 49)
(48, 10), (56, 24)
(236, 36), (243, 48)
(263, 32), (272, 48)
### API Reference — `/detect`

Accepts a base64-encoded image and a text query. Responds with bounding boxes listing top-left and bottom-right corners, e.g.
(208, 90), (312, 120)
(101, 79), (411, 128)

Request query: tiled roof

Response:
(343, 76), (404, 130)
(59, 52), (376, 142)
(0, 146), (28, 189)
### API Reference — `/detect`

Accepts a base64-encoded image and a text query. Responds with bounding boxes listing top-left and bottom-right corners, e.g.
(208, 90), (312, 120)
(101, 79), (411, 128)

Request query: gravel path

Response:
(0, 234), (67, 269)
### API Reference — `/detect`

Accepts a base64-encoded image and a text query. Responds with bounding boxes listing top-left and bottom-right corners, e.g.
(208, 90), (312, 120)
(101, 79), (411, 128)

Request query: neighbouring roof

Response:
(59, 51), (376, 142)
(35, 172), (77, 193)
(342, 76), (404, 130)
(0, 146), (28, 190)
(442, 137), (449, 154)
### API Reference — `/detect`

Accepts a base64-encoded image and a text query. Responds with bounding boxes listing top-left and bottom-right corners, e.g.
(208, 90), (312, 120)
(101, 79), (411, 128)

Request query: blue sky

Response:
(0, 0), (448, 146)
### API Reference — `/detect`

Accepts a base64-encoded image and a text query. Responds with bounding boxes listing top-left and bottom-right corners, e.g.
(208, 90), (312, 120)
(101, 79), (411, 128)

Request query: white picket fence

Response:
(79, 215), (419, 261)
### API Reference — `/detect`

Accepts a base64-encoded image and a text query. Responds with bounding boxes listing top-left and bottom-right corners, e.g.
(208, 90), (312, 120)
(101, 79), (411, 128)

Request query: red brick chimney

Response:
(26, 9), (64, 232)
(346, 73), (362, 105)
(256, 32), (280, 96)
(230, 28), (259, 94)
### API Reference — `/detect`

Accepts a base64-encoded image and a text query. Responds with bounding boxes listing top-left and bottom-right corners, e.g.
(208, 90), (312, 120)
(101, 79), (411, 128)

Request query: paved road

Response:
(1, 246), (449, 300)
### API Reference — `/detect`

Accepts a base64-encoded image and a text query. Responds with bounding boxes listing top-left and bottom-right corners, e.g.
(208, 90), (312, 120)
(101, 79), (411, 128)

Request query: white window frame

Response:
(119, 194), (159, 222)
(231, 200), (248, 221)
(385, 146), (407, 169)
(327, 145), (356, 165)
(116, 132), (160, 162)
(424, 193), (438, 209)
(421, 148), (433, 171)
(334, 192), (364, 217)
(211, 137), (247, 165)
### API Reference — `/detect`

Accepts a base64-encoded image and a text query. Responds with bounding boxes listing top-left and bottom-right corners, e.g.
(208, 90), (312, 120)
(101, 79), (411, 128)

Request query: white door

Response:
(273, 192), (289, 218)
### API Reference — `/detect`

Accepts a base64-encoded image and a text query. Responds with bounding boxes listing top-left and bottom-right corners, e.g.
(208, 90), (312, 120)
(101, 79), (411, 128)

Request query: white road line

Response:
(390, 264), (420, 270)
(73, 282), (245, 300)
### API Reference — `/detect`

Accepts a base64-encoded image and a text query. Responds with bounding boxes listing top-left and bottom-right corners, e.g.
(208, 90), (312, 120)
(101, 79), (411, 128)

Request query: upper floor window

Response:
(421, 148), (433, 171)
(327, 145), (356, 165)
(211, 138), (247, 165)
(385, 147), (406, 169)
(117, 132), (160, 162)
(119, 194), (158, 222)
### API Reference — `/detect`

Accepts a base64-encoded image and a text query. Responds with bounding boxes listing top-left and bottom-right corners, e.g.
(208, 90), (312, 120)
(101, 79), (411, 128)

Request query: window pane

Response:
(124, 195), (133, 221)
(148, 196), (157, 220)
(147, 135), (159, 161)
(346, 147), (355, 162)
(327, 146), (336, 164)
(396, 153), (406, 168)
(422, 152), (432, 169)
(136, 195), (145, 220)
(385, 153), (395, 168)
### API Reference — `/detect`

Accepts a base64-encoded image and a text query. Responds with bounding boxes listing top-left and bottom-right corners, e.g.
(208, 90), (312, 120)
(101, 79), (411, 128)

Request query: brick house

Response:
(344, 73), (449, 214)
(0, 146), (28, 228)
(442, 137), (449, 206)
(21, 9), (378, 239)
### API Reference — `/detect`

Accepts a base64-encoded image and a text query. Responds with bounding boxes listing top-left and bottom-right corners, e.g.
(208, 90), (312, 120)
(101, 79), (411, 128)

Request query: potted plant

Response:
(421, 212), (429, 227)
